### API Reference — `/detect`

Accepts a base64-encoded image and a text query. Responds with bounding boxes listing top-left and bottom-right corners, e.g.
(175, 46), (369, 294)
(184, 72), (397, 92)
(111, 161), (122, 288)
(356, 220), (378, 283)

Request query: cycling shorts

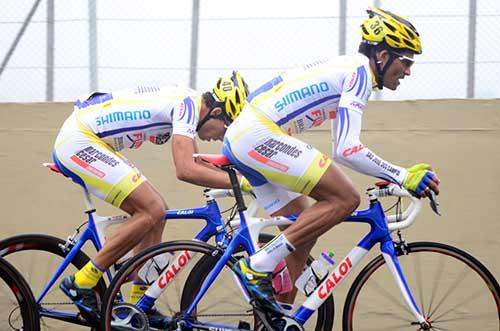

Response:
(223, 106), (332, 214)
(53, 113), (147, 207)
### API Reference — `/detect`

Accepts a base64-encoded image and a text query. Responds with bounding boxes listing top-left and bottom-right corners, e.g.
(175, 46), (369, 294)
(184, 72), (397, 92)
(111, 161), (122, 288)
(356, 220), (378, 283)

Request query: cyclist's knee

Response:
(135, 199), (166, 230)
(343, 188), (361, 213)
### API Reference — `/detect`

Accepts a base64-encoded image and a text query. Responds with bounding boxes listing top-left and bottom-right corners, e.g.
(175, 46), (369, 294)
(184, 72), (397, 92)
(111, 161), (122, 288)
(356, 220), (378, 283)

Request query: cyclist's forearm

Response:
(334, 145), (407, 185)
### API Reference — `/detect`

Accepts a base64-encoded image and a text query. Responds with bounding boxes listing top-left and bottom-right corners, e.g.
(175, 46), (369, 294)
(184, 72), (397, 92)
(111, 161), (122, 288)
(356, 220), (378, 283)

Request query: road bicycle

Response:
(0, 256), (40, 330)
(100, 154), (500, 331)
(0, 161), (332, 330)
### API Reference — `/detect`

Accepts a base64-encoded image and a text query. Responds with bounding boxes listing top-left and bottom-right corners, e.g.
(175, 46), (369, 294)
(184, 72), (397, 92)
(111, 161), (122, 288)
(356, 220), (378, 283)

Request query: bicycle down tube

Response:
(175, 184), (427, 328)
(294, 186), (426, 326)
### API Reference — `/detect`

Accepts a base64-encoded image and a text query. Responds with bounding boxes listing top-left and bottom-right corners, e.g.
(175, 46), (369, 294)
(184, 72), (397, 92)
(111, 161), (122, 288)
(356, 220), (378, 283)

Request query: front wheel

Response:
(343, 241), (500, 330)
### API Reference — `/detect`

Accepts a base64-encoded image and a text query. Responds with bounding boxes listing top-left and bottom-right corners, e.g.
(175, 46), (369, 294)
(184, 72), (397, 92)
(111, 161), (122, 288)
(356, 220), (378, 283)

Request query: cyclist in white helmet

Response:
(223, 8), (440, 314)
(54, 71), (249, 326)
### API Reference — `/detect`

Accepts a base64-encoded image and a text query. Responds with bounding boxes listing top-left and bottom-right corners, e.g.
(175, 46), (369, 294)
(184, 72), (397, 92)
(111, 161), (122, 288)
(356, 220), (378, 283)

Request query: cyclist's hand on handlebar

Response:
(403, 163), (440, 198)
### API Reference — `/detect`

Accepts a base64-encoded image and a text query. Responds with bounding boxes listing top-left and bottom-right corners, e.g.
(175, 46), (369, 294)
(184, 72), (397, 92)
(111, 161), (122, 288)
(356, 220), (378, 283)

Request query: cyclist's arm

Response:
(332, 106), (407, 185)
(170, 97), (234, 189)
(171, 135), (234, 188)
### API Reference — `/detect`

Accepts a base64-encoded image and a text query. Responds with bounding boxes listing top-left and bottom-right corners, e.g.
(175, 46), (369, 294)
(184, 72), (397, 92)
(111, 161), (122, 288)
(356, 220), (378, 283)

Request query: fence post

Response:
(339, 0), (347, 56)
(89, 0), (98, 91)
(189, 0), (200, 89)
(0, 0), (42, 79)
(46, 0), (54, 101)
(467, 0), (477, 98)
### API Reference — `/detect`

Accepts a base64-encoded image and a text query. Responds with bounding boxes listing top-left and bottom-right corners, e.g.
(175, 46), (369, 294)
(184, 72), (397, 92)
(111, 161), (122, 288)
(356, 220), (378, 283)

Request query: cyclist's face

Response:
(382, 50), (415, 91)
(197, 108), (226, 142)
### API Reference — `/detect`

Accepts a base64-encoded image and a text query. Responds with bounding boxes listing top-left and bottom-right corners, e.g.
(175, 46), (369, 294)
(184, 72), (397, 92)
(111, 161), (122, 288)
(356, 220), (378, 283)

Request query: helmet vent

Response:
(384, 21), (397, 32)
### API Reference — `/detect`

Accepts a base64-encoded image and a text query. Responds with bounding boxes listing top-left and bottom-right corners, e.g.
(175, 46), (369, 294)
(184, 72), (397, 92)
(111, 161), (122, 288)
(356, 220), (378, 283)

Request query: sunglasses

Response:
(392, 51), (415, 68)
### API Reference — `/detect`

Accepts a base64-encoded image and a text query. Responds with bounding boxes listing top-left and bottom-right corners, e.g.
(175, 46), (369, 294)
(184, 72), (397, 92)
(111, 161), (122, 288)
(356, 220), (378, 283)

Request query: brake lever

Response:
(428, 190), (441, 216)
(407, 189), (441, 216)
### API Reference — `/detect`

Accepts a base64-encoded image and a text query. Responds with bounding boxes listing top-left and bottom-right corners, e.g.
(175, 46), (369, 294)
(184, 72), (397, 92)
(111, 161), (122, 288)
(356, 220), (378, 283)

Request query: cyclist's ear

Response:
(211, 107), (223, 117)
(376, 49), (390, 64)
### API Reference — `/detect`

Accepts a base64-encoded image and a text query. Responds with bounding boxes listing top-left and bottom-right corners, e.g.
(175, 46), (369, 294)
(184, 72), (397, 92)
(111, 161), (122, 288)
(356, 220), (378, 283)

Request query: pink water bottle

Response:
(272, 259), (293, 294)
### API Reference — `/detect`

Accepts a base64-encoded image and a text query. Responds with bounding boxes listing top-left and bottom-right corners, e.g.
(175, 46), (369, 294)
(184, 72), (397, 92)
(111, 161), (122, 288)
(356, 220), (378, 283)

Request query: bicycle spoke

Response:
(344, 243), (500, 331)
(428, 264), (472, 318)
(363, 274), (413, 318)
(412, 249), (426, 318)
(426, 251), (445, 318)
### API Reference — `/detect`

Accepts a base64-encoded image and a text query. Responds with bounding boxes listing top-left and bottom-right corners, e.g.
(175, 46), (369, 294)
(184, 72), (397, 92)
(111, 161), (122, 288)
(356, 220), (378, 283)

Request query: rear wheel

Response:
(343, 241), (500, 330)
(0, 257), (40, 330)
(101, 239), (334, 331)
(0, 234), (107, 330)
(181, 233), (334, 330)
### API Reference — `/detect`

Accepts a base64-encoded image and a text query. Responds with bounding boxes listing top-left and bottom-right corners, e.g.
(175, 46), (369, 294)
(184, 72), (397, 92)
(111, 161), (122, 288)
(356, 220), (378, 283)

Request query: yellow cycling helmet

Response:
(212, 71), (249, 122)
(361, 7), (422, 54)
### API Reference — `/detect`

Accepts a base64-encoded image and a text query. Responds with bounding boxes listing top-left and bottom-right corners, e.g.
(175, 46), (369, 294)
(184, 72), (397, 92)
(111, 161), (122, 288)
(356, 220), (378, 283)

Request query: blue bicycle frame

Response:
(181, 188), (426, 328)
(35, 190), (234, 323)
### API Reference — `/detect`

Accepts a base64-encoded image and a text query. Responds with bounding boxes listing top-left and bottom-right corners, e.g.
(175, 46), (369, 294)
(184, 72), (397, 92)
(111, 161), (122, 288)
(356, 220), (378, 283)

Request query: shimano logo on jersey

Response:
(95, 110), (152, 126)
(274, 82), (330, 112)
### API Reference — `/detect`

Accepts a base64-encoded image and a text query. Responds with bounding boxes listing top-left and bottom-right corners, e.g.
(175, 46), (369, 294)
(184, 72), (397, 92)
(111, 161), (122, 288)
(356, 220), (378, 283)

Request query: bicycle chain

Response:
(40, 301), (75, 306)
(196, 313), (253, 317)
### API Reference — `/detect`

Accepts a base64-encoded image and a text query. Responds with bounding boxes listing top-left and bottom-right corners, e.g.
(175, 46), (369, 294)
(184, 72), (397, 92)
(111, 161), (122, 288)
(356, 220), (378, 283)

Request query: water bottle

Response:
(271, 259), (293, 294)
(295, 251), (335, 296)
(138, 252), (174, 284)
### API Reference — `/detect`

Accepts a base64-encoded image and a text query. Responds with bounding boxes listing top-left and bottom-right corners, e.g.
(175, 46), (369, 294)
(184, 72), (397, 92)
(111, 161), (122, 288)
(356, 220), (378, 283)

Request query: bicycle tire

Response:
(0, 257), (40, 331)
(181, 233), (334, 331)
(100, 240), (224, 331)
(0, 234), (107, 329)
(343, 241), (500, 331)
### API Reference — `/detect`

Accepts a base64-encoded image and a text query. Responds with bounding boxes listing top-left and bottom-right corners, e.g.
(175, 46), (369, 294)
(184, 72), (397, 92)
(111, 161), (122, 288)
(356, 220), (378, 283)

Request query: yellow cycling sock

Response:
(129, 283), (149, 304)
(74, 261), (104, 289)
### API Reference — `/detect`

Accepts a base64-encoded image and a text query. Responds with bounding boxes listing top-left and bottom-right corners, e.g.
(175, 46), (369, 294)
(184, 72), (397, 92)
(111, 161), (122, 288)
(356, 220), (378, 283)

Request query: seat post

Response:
(222, 165), (247, 212)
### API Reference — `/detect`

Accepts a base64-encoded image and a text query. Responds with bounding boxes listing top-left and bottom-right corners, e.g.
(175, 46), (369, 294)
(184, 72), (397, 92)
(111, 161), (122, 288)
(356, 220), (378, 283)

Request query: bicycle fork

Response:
(294, 241), (427, 327)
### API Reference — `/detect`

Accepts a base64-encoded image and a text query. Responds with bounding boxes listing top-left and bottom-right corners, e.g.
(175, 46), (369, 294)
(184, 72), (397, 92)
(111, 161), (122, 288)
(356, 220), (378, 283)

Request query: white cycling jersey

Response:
(53, 85), (203, 207)
(73, 85), (201, 151)
(246, 53), (407, 185)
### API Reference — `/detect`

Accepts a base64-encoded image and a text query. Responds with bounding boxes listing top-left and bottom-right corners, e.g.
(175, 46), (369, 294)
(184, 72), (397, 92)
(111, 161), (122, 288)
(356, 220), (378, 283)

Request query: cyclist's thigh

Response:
(120, 181), (166, 216)
(308, 162), (358, 202)
(224, 111), (331, 214)
(53, 127), (147, 208)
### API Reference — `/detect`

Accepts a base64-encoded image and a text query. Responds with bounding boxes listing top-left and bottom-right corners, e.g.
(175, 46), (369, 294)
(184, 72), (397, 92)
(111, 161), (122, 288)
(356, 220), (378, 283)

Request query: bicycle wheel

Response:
(0, 257), (40, 330)
(0, 234), (107, 330)
(181, 233), (334, 331)
(100, 240), (226, 331)
(343, 241), (500, 331)
(101, 239), (334, 331)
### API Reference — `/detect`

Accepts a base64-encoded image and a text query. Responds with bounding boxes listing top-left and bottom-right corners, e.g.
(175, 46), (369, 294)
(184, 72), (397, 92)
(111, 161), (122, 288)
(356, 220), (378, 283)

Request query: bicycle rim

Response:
(0, 234), (106, 330)
(181, 233), (334, 331)
(0, 257), (40, 331)
(343, 241), (500, 330)
(101, 240), (242, 330)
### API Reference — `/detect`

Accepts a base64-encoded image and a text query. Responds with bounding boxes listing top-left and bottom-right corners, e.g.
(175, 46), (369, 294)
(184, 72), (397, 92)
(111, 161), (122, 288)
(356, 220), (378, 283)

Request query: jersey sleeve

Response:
(332, 66), (407, 185)
(171, 96), (198, 139)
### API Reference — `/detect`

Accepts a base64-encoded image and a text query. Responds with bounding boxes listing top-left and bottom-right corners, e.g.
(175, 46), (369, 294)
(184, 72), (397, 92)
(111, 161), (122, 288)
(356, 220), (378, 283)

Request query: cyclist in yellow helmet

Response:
(223, 8), (440, 314)
(196, 71), (249, 132)
(359, 7), (422, 89)
(54, 71), (249, 326)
